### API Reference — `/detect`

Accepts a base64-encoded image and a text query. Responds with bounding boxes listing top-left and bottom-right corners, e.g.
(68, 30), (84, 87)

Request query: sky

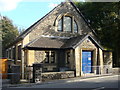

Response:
(0, 0), (118, 31)
(0, 0), (66, 30)
(0, 0), (87, 31)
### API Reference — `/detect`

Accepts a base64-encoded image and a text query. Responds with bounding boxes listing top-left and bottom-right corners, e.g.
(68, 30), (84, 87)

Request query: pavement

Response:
(1, 74), (119, 88)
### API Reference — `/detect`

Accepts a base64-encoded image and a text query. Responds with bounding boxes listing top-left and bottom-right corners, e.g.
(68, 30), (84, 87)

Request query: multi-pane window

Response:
(6, 50), (8, 58)
(58, 16), (78, 33)
(9, 49), (11, 59)
(64, 16), (72, 32)
(18, 45), (21, 60)
(74, 20), (78, 33)
(58, 17), (63, 32)
(51, 52), (55, 63)
(12, 47), (16, 60)
(66, 52), (70, 64)
(45, 52), (49, 63)
(45, 51), (56, 64)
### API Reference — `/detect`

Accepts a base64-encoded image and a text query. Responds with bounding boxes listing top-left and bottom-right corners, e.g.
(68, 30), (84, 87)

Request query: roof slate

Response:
(25, 34), (103, 50)
(26, 36), (68, 49)
(25, 35), (85, 49)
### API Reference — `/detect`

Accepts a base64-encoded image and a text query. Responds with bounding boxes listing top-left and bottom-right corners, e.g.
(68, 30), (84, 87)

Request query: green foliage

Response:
(1, 16), (19, 57)
(75, 2), (120, 67)
(75, 2), (119, 47)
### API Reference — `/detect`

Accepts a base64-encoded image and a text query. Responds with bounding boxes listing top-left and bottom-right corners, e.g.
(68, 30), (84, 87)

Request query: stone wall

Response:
(75, 47), (81, 76)
(34, 51), (45, 63)
(103, 51), (112, 67)
(27, 50), (35, 66)
(99, 48), (104, 74)
(112, 68), (120, 75)
(42, 71), (75, 81)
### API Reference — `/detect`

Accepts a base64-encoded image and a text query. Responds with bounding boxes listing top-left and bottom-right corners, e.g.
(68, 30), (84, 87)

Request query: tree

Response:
(74, 2), (120, 67)
(1, 16), (19, 57)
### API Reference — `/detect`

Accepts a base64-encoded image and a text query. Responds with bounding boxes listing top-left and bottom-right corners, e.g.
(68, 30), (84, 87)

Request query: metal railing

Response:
(83, 65), (113, 76)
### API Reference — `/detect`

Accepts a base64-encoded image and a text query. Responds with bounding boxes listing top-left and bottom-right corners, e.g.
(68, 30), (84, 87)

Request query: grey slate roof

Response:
(26, 36), (68, 49)
(24, 34), (103, 50)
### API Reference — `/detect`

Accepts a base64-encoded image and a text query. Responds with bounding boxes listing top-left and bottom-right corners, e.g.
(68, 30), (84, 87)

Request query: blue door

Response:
(82, 51), (92, 73)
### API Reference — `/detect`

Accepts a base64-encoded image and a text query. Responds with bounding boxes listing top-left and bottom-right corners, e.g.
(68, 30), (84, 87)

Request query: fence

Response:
(83, 65), (113, 76)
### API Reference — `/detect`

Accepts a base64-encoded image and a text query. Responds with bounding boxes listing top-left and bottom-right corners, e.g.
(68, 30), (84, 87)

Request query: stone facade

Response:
(103, 51), (112, 67)
(34, 51), (45, 63)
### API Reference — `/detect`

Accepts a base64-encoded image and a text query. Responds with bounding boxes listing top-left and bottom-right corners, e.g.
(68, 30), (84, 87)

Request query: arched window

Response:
(57, 15), (78, 33)
(74, 20), (78, 33)
(58, 17), (63, 32)
(64, 16), (72, 32)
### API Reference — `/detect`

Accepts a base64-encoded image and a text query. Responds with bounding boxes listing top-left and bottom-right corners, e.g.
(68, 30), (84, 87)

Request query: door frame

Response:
(80, 49), (97, 76)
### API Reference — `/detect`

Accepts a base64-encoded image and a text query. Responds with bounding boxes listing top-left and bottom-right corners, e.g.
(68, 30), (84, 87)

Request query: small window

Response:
(51, 52), (55, 63)
(18, 45), (21, 60)
(45, 52), (49, 63)
(66, 52), (70, 64)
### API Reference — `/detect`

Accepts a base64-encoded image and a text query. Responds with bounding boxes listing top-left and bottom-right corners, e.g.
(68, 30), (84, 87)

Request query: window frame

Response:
(9, 48), (11, 59)
(18, 45), (22, 60)
(57, 15), (78, 33)
(12, 47), (16, 60)
(45, 51), (49, 63)
(44, 51), (56, 64)
(73, 20), (78, 33)
(51, 51), (56, 63)
(6, 50), (8, 58)
(66, 51), (70, 64)
(58, 17), (63, 32)
(63, 16), (72, 32)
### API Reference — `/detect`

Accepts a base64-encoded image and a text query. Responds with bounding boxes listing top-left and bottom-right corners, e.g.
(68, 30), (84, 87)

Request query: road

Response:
(16, 75), (120, 89)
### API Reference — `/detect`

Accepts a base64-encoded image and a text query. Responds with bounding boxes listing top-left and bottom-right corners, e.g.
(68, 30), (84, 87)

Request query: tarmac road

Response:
(15, 75), (120, 89)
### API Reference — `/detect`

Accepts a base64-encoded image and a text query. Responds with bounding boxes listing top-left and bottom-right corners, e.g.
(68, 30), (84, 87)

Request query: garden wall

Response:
(42, 71), (75, 81)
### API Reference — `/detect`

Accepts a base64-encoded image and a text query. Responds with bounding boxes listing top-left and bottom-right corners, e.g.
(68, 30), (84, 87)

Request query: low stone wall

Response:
(42, 71), (75, 81)
(112, 68), (120, 75)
